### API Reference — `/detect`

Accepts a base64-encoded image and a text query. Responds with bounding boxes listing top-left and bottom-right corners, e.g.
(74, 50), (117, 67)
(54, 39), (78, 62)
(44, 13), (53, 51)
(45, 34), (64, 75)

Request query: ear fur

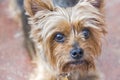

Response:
(88, 0), (104, 10)
(24, 0), (104, 16)
(24, 0), (53, 16)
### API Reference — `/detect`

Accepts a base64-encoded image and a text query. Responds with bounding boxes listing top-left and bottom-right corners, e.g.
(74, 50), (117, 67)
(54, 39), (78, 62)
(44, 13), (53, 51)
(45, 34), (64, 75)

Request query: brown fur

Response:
(24, 0), (106, 80)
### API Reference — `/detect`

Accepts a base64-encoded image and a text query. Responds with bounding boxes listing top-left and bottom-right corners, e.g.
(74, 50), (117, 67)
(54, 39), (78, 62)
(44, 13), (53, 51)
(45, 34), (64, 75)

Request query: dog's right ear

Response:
(24, 0), (53, 16)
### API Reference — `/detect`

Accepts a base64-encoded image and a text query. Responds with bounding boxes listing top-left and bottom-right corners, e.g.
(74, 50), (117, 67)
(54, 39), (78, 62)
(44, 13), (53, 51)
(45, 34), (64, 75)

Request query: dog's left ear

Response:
(24, 0), (53, 16)
(89, 0), (104, 10)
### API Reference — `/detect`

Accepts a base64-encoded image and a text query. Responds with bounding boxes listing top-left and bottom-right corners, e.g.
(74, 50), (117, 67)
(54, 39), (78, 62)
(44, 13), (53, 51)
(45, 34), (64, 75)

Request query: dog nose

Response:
(70, 48), (84, 59)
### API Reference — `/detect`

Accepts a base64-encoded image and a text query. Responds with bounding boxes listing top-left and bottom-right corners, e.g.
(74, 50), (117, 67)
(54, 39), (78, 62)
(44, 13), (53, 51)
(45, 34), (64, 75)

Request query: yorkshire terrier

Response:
(10, 0), (106, 80)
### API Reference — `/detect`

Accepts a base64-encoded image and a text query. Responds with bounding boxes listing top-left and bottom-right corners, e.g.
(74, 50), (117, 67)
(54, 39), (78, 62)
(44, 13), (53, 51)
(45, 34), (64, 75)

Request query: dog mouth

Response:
(66, 60), (84, 65)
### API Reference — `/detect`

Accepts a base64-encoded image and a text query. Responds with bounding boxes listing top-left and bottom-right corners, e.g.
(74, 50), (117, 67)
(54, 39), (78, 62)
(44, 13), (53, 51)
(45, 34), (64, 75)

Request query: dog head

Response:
(24, 0), (106, 74)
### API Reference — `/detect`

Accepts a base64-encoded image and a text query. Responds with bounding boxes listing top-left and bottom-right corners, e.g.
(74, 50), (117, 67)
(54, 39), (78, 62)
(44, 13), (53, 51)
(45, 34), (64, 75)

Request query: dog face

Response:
(25, 0), (106, 74)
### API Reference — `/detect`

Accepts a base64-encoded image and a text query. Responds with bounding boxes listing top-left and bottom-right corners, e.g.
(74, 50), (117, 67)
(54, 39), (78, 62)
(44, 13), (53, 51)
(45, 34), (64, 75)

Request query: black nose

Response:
(70, 48), (84, 59)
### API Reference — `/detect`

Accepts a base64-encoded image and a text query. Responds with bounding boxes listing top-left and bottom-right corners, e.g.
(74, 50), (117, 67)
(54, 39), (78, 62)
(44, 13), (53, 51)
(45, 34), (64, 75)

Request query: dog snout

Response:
(70, 48), (84, 60)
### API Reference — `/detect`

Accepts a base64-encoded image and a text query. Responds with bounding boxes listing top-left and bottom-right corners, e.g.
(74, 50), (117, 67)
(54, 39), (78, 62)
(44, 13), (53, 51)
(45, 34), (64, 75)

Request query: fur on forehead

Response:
(25, 0), (106, 42)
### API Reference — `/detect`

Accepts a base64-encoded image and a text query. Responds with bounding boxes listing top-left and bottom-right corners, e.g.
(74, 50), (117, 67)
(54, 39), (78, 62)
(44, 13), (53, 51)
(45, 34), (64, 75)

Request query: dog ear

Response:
(89, 0), (104, 10)
(24, 0), (53, 16)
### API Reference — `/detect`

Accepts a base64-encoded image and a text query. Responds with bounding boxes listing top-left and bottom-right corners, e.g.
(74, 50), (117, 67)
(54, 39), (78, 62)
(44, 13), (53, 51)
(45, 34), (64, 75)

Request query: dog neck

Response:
(57, 72), (70, 80)
(53, 0), (79, 8)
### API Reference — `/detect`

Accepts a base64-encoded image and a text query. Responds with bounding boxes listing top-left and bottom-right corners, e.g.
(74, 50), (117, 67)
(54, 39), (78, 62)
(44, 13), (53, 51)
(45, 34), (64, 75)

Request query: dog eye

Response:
(54, 33), (65, 43)
(82, 28), (90, 39)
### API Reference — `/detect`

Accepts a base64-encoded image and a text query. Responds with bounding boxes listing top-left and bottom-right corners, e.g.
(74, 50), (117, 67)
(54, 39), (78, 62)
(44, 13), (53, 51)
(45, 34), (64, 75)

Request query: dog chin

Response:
(61, 60), (87, 72)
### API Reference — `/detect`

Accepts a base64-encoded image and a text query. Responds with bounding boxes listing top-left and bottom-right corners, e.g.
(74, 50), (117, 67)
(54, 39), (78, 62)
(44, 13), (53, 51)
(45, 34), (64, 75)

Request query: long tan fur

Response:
(24, 0), (106, 80)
